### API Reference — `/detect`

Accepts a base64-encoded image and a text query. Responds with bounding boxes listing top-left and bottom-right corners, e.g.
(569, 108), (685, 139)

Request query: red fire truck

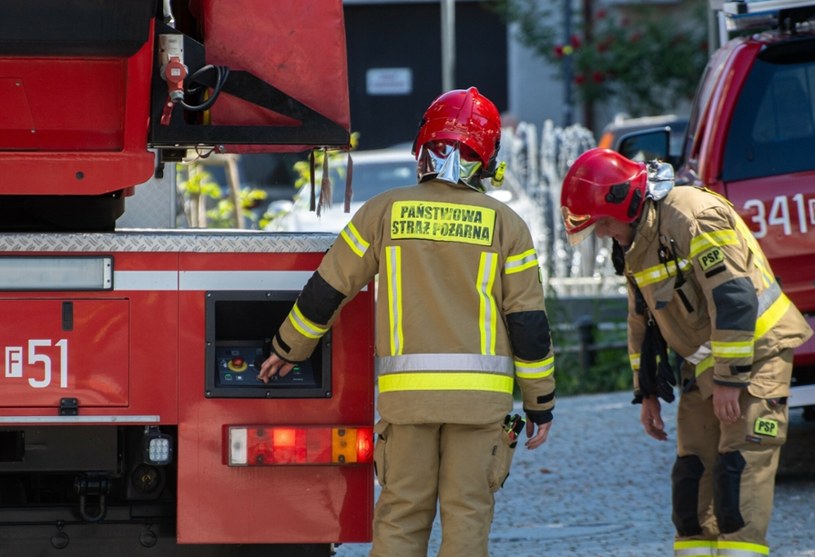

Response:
(0, 2), (375, 555)
(614, 0), (815, 416)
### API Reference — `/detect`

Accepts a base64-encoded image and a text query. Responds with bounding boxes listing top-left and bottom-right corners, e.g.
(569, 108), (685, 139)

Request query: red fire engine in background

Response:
(0, 2), (375, 555)
(613, 0), (815, 416)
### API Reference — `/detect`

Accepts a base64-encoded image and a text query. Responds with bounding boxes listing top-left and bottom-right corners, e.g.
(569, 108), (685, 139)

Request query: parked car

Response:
(266, 147), (417, 233)
(597, 114), (688, 168)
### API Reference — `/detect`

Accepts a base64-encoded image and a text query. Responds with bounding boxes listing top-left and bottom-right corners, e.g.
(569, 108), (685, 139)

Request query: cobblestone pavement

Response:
(335, 391), (815, 557)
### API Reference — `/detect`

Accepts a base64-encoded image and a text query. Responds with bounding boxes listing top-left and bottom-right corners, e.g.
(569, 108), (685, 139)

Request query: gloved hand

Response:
(639, 317), (676, 403)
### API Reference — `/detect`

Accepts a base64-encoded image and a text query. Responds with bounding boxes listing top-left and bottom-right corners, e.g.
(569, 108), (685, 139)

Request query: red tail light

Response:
(227, 426), (374, 466)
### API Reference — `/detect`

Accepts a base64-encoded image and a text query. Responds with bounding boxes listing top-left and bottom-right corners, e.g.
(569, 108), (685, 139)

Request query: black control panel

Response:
(204, 291), (331, 399)
(214, 341), (318, 388)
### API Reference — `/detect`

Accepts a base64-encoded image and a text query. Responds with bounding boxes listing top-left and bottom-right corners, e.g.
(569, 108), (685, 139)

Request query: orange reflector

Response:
(227, 426), (374, 466)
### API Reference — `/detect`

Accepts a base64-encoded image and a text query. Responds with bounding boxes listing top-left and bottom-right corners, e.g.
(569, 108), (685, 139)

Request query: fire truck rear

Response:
(0, 2), (375, 555)
(614, 0), (815, 415)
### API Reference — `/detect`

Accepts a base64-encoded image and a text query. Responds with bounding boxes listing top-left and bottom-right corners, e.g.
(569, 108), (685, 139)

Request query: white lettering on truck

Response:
(4, 339), (69, 389)
(743, 193), (815, 238)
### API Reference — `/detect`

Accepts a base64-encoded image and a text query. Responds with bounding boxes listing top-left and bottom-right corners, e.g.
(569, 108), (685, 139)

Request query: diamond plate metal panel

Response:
(0, 231), (338, 253)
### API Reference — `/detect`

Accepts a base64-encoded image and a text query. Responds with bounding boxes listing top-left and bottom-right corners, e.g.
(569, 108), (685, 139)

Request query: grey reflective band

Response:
(685, 342), (712, 365)
(757, 280), (781, 315)
(377, 353), (514, 375)
(717, 549), (769, 557)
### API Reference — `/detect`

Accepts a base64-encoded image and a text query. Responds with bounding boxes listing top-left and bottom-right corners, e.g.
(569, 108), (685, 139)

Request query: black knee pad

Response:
(714, 451), (746, 534)
(672, 454), (705, 537)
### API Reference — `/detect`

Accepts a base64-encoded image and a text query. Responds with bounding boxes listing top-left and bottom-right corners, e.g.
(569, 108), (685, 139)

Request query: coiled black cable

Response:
(181, 64), (231, 112)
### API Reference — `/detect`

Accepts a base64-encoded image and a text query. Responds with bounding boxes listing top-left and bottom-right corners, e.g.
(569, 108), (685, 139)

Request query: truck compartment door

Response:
(0, 299), (129, 408)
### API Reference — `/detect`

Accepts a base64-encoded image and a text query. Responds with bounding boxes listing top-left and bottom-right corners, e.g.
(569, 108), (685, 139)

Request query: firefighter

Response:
(259, 87), (556, 556)
(560, 147), (813, 557)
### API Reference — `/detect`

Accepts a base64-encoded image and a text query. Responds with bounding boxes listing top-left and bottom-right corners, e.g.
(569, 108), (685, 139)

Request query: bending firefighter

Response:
(560, 148), (812, 557)
(259, 87), (556, 557)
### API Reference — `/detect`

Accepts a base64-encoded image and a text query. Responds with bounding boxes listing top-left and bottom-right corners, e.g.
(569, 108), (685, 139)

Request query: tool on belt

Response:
(503, 414), (526, 448)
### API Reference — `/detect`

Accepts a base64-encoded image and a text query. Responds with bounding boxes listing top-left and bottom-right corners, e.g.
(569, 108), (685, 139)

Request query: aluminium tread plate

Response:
(0, 230), (338, 254)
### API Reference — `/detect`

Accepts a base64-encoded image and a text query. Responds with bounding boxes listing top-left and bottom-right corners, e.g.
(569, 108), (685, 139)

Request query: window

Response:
(723, 41), (815, 181)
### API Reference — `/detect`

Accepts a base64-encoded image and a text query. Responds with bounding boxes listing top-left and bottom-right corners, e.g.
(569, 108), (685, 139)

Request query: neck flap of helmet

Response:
(417, 141), (505, 192)
(645, 160), (675, 202)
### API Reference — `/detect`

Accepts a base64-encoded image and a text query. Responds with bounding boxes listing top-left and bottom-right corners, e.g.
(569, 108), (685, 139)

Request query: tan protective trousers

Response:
(369, 420), (508, 557)
(673, 351), (792, 556)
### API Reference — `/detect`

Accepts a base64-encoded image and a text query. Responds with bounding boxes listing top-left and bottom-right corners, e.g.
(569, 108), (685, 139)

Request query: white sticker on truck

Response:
(743, 193), (815, 238)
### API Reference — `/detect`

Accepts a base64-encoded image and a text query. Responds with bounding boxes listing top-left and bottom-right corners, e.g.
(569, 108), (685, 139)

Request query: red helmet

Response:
(412, 87), (501, 167)
(560, 148), (648, 242)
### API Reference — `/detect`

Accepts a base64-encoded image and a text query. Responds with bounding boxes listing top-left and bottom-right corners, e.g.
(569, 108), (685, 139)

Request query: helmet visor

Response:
(560, 206), (596, 246)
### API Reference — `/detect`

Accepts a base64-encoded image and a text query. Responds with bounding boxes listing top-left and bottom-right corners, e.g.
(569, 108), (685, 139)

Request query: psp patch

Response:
(754, 417), (778, 437)
(698, 247), (725, 272)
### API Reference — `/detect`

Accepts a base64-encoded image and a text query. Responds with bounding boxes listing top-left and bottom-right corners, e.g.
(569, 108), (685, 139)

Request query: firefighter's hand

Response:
(525, 420), (552, 450)
(713, 383), (742, 425)
(641, 396), (668, 441)
(258, 352), (295, 383)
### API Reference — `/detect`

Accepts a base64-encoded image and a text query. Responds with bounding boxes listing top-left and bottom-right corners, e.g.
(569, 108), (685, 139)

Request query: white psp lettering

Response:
(743, 194), (814, 239)
(4, 339), (69, 389)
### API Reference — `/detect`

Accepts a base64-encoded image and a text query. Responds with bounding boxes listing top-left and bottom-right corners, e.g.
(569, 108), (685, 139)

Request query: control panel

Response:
(204, 291), (331, 399)
(214, 340), (317, 388)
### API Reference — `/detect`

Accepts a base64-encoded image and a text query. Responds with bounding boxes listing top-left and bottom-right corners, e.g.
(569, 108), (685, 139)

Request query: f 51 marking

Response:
(4, 339), (69, 389)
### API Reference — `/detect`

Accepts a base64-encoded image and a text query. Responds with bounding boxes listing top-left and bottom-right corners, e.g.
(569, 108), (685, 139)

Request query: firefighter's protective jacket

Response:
(625, 186), (812, 399)
(273, 179), (556, 425)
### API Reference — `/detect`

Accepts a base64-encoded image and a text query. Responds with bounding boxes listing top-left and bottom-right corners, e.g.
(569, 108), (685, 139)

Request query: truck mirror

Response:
(617, 128), (670, 163)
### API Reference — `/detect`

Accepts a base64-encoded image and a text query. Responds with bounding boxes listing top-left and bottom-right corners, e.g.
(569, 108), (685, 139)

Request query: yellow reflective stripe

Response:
(288, 303), (328, 339)
(711, 340), (754, 359)
(633, 258), (692, 287)
(695, 354), (715, 377)
(674, 539), (716, 557)
(716, 540), (769, 557)
(755, 291), (792, 339)
(689, 229), (738, 258)
(477, 252), (499, 355)
(515, 355), (554, 379)
(629, 353), (641, 371)
(378, 372), (514, 394)
(340, 221), (370, 258)
(735, 219), (774, 287)
(505, 248), (538, 274)
(386, 246), (404, 356)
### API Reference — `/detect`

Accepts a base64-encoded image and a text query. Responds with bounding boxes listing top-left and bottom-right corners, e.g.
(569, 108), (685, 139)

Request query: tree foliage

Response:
(493, 0), (709, 116)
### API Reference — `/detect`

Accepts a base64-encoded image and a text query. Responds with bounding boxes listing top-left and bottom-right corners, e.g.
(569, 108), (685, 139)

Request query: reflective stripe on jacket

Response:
(625, 186), (812, 398)
(273, 179), (556, 424)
